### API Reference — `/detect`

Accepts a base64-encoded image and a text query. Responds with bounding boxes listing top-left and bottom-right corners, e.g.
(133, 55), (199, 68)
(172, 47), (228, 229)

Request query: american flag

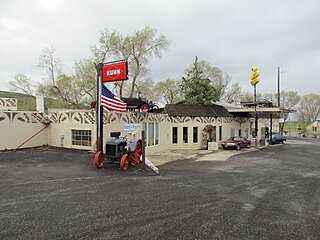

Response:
(100, 84), (127, 112)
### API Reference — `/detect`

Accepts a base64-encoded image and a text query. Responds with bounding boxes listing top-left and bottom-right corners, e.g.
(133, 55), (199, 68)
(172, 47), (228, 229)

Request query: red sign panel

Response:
(101, 61), (128, 82)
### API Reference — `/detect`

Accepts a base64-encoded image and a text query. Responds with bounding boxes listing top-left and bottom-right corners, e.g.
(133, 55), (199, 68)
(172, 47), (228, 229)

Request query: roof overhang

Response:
(228, 107), (293, 118)
(228, 107), (281, 113)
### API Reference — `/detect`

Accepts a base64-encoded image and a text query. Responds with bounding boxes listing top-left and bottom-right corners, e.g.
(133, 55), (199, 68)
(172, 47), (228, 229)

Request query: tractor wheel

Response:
(94, 151), (105, 168)
(120, 154), (129, 171)
(151, 105), (159, 113)
(129, 140), (142, 165)
(141, 103), (149, 112)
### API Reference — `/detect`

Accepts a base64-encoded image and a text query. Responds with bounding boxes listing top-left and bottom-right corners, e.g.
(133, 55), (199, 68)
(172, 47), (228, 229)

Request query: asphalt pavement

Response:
(1, 138), (320, 239)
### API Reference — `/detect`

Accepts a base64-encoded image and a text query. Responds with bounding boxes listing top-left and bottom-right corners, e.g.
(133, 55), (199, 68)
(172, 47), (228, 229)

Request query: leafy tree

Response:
(155, 78), (183, 104)
(249, 91), (300, 110)
(277, 91), (300, 110)
(73, 59), (97, 101)
(8, 73), (35, 96)
(37, 74), (91, 108)
(261, 93), (277, 105)
(36, 46), (92, 108)
(9, 27), (169, 109)
(134, 78), (158, 101)
(222, 82), (242, 104)
(38, 45), (62, 86)
(183, 58), (231, 101)
(181, 57), (220, 104)
(296, 94), (320, 122)
(240, 92), (253, 102)
(240, 91), (262, 103)
(91, 26), (170, 97)
(36, 45), (74, 105)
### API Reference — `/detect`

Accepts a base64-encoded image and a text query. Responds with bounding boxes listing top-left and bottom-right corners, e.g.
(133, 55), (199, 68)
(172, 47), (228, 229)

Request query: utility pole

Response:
(278, 67), (280, 107)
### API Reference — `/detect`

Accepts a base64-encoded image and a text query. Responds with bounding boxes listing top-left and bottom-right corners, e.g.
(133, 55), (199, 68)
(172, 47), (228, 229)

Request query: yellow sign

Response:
(251, 66), (258, 72)
(251, 78), (260, 85)
(250, 66), (260, 85)
(250, 71), (260, 80)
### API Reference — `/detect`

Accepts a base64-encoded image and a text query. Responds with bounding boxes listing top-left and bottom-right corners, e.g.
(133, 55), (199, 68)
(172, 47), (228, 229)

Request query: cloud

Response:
(0, 0), (319, 96)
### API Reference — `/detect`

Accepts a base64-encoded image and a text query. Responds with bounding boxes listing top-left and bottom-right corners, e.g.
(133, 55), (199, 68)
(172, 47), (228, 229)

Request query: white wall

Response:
(1, 110), (279, 152)
(0, 111), (48, 151)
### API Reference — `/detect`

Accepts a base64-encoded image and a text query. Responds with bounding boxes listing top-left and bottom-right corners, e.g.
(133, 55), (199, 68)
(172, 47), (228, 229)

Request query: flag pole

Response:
(96, 63), (103, 152)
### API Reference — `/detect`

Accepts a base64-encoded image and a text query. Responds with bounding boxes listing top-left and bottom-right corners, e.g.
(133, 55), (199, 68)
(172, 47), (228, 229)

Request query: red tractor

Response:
(94, 137), (142, 171)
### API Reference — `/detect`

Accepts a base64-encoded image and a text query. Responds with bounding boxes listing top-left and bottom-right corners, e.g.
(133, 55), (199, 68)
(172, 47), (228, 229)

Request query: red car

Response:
(221, 136), (251, 150)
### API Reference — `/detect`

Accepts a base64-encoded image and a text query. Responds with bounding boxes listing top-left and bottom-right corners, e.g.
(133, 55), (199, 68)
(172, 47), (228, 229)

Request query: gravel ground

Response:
(1, 138), (320, 240)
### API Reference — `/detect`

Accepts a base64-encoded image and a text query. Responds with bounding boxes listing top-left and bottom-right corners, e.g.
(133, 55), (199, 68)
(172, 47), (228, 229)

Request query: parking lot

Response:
(1, 138), (320, 239)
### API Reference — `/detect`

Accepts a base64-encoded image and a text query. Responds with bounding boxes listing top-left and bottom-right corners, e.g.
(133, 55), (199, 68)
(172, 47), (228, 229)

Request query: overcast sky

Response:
(1, 0), (319, 96)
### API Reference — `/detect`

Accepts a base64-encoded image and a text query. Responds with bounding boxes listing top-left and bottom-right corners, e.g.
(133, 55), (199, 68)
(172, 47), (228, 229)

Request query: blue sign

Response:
(123, 124), (142, 133)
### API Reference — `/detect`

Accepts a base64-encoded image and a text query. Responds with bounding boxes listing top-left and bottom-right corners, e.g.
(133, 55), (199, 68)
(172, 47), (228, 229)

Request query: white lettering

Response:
(106, 69), (121, 76)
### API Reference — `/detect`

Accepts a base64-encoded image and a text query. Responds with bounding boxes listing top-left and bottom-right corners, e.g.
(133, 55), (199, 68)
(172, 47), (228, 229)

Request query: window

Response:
(312, 126), (317, 132)
(172, 127), (178, 144)
(148, 122), (155, 146)
(230, 128), (236, 137)
(110, 132), (121, 138)
(143, 122), (160, 147)
(219, 126), (222, 141)
(155, 123), (159, 145)
(193, 127), (198, 143)
(183, 127), (188, 143)
(72, 130), (91, 146)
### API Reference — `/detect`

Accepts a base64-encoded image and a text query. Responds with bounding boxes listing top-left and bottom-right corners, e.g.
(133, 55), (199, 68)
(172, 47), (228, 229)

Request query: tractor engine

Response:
(105, 138), (127, 161)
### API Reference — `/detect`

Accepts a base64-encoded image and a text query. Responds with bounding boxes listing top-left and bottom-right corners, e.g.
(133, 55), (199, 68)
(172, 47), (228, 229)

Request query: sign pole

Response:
(254, 84), (258, 147)
(93, 59), (129, 171)
(96, 63), (103, 152)
(250, 66), (260, 148)
(96, 59), (128, 153)
(141, 130), (146, 170)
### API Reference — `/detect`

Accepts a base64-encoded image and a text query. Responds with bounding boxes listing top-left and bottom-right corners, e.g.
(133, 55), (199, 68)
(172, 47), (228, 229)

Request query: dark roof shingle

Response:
(164, 104), (232, 117)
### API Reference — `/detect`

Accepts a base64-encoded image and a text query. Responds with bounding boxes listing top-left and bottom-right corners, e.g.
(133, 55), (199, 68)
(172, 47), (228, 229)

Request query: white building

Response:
(0, 98), (281, 153)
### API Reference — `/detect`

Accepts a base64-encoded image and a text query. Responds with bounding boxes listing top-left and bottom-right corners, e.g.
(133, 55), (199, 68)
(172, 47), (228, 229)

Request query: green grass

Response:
(0, 91), (36, 111)
(283, 122), (310, 132)
(0, 91), (90, 111)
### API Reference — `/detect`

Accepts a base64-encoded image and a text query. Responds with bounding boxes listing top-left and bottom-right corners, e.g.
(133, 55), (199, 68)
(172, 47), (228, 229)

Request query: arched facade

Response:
(201, 125), (216, 149)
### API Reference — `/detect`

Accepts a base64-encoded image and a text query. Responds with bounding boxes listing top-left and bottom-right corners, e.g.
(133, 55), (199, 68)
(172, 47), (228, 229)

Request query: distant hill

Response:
(0, 91), (90, 111)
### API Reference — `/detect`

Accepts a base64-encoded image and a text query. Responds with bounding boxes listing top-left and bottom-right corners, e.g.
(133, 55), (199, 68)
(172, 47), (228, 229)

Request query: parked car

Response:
(121, 97), (158, 112)
(121, 85), (159, 112)
(270, 133), (286, 144)
(221, 136), (251, 150)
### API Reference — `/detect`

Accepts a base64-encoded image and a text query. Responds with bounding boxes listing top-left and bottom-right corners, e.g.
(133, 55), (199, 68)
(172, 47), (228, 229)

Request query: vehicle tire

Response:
(94, 151), (105, 168)
(120, 154), (129, 171)
(151, 105), (159, 113)
(129, 140), (142, 165)
(236, 145), (241, 150)
(141, 103), (149, 112)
